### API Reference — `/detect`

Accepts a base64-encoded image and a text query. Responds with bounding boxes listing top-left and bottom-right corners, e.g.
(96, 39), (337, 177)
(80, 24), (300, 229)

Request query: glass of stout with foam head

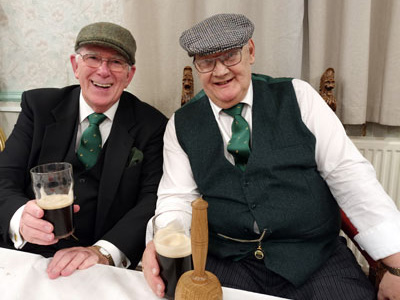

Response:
(153, 210), (192, 299)
(30, 162), (74, 239)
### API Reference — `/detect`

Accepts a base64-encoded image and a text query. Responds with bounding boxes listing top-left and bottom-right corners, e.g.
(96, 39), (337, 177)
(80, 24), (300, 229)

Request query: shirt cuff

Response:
(354, 213), (400, 260)
(94, 240), (130, 268)
(9, 205), (27, 249)
(145, 216), (155, 245)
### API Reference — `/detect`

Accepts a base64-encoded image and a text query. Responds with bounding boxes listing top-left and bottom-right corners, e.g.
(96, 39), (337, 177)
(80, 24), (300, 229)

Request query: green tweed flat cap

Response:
(179, 13), (254, 57)
(75, 22), (136, 65)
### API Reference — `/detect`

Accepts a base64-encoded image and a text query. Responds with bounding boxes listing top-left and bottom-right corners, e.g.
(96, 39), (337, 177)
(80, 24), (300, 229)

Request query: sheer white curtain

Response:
(123, 0), (400, 125)
(307, 0), (400, 125)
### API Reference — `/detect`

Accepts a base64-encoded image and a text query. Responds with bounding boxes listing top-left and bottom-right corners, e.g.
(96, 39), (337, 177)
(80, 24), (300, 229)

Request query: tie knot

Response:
(88, 113), (106, 126)
(223, 103), (244, 117)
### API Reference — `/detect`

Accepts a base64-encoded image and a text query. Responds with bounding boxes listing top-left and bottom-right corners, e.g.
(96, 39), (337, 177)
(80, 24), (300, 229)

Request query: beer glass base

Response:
(54, 229), (75, 240)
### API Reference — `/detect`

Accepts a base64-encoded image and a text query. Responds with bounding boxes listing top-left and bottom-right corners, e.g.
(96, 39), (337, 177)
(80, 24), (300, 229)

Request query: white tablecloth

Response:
(0, 247), (287, 300)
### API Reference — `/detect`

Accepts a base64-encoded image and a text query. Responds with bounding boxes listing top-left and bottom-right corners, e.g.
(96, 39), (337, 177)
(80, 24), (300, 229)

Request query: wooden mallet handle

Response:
(191, 197), (209, 283)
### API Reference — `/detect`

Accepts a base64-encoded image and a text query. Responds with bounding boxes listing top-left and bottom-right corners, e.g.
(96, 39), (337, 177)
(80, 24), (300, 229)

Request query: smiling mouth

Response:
(91, 80), (112, 88)
(215, 78), (233, 86)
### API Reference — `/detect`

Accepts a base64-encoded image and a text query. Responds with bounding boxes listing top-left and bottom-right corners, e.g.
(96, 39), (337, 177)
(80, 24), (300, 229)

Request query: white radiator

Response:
(343, 137), (400, 272)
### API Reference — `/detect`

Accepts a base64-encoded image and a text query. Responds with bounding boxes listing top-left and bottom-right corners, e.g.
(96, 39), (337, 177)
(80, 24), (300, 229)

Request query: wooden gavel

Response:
(175, 198), (223, 300)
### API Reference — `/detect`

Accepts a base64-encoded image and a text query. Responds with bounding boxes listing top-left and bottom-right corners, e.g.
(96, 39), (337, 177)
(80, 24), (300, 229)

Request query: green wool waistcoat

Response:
(174, 74), (341, 287)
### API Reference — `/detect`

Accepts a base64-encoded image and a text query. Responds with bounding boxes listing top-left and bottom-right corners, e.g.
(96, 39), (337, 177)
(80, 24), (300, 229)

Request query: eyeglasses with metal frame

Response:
(193, 47), (243, 73)
(76, 53), (130, 72)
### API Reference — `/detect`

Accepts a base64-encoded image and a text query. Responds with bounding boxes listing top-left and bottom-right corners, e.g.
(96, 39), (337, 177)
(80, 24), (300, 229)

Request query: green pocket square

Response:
(127, 147), (143, 167)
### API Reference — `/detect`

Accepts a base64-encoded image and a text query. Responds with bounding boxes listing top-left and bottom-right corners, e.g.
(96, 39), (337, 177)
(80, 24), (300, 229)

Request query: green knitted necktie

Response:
(77, 113), (107, 169)
(223, 103), (251, 171)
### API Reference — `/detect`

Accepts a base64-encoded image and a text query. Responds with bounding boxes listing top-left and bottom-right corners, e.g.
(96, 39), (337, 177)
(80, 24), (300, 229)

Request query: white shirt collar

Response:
(78, 92), (120, 123)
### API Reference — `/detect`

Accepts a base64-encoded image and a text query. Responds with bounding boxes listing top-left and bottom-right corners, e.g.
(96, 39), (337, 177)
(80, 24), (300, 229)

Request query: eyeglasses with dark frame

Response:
(193, 47), (243, 73)
(76, 53), (130, 72)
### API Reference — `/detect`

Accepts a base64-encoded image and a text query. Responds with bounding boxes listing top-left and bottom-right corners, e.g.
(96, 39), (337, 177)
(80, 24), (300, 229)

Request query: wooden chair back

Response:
(0, 127), (6, 151)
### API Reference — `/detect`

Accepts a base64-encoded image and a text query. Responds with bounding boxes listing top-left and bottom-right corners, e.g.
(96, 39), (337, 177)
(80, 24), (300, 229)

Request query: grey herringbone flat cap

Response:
(179, 13), (254, 57)
(75, 22), (136, 65)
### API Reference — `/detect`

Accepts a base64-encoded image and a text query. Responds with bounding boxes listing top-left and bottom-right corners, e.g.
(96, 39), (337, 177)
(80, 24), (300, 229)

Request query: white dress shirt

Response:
(9, 92), (130, 268)
(150, 78), (400, 261)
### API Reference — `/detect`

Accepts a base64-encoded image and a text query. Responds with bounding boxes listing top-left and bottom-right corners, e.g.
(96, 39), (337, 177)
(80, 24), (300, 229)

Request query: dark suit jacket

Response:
(0, 85), (167, 267)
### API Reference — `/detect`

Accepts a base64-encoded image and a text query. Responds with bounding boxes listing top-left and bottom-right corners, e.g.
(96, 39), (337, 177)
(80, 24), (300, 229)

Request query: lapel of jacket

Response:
(38, 88), (80, 164)
(95, 93), (136, 237)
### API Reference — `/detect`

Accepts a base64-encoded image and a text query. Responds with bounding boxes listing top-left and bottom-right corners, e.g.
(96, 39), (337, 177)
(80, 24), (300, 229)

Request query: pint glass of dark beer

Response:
(30, 162), (74, 239)
(153, 211), (192, 299)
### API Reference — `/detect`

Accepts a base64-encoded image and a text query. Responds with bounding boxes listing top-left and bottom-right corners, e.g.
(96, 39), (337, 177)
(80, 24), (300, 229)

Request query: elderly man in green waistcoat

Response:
(142, 13), (400, 300)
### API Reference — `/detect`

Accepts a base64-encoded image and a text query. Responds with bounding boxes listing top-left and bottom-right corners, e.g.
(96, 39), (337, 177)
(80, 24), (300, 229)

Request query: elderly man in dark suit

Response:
(0, 22), (167, 279)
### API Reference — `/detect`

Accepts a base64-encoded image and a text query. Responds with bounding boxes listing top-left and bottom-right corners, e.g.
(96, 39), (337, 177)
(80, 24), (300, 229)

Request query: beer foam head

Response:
(37, 194), (73, 210)
(154, 226), (191, 258)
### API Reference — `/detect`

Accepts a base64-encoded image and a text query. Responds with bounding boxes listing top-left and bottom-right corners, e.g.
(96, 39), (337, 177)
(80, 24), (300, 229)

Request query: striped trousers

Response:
(205, 237), (376, 300)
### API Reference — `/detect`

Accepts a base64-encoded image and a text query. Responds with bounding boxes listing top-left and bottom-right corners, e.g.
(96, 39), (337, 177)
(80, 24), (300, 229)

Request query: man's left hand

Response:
(47, 246), (108, 279)
(378, 253), (400, 300)
(378, 271), (400, 300)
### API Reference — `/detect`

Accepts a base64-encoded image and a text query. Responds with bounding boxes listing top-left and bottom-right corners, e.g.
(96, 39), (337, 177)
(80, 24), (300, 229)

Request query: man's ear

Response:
(248, 39), (255, 65)
(70, 54), (79, 79)
(124, 65), (136, 88)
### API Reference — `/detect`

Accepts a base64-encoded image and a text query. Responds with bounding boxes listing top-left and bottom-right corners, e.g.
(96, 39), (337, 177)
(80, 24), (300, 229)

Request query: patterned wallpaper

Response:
(0, 0), (124, 92)
(0, 1), (399, 139)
